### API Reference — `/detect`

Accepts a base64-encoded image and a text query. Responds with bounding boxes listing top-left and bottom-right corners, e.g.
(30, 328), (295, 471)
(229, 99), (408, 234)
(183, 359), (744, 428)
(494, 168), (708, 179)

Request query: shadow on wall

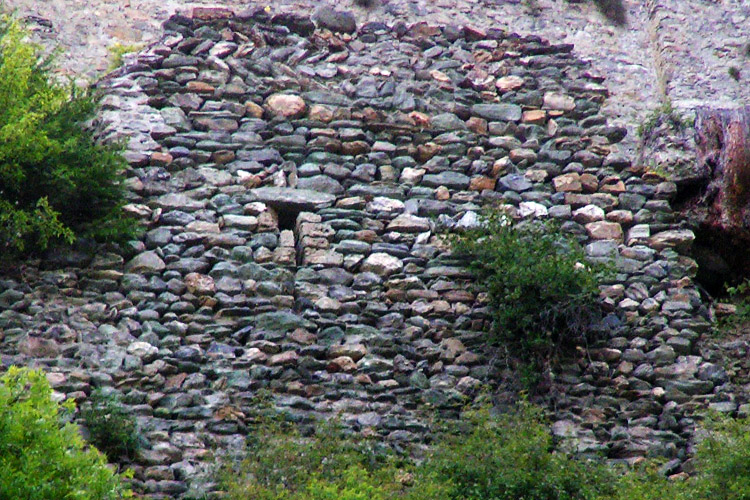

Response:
(565, 0), (628, 26)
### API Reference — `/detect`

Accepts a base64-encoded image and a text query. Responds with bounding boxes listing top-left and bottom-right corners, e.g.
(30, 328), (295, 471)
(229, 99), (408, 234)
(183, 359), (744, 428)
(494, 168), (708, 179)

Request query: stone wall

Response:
(0, 7), (731, 498)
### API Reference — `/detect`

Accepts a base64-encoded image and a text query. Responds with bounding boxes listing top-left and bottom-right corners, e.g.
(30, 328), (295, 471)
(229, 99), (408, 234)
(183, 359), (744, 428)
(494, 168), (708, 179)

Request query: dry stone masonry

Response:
(0, 6), (734, 498)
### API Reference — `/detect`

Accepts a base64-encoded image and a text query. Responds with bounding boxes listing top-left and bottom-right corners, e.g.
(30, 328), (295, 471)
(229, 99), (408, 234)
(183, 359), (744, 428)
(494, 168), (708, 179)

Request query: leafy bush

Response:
(221, 402), (750, 500)
(221, 417), (407, 500)
(221, 405), (618, 500)
(601, 413), (750, 500)
(687, 413), (750, 499)
(416, 405), (614, 500)
(0, 16), (132, 256)
(80, 389), (141, 462)
(0, 366), (129, 499)
(451, 212), (606, 362)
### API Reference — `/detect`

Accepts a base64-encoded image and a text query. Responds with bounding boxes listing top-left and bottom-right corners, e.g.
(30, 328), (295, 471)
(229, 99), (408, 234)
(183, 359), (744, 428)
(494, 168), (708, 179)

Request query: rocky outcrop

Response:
(0, 7), (728, 498)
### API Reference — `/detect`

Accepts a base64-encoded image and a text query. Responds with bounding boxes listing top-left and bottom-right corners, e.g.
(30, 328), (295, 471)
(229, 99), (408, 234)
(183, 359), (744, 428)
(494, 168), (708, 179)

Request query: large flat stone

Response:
(248, 187), (336, 211)
(470, 103), (522, 122)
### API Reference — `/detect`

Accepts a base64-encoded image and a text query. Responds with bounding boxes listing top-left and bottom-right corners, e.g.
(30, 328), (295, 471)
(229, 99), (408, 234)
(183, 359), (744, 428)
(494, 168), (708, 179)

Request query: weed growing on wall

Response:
(107, 42), (143, 71)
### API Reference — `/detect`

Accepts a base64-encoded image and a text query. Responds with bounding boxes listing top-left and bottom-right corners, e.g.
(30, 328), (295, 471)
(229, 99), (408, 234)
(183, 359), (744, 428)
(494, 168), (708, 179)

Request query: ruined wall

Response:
(0, 7), (730, 498)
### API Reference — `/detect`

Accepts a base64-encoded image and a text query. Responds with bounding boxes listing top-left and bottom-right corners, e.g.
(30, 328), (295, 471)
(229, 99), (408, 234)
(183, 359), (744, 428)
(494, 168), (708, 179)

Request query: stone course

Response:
(0, 5), (736, 498)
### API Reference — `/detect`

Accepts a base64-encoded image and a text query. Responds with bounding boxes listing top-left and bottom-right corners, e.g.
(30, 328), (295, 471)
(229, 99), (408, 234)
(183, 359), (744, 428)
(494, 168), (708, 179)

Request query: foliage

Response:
(416, 404), (614, 500)
(688, 412), (750, 499)
(220, 417), (407, 500)
(637, 99), (694, 138)
(714, 278), (750, 332)
(0, 16), (133, 257)
(601, 464), (687, 500)
(220, 401), (750, 500)
(107, 43), (143, 71)
(602, 412), (750, 500)
(450, 212), (606, 362)
(221, 404), (617, 500)
(80, 389), (141, 462)
(728, 66), (741, 81)
(0, 366), (129, 499)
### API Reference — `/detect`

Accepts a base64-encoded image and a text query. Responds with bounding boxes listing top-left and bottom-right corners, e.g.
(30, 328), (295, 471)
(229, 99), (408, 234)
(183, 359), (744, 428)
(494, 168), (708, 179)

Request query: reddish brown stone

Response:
(327, 356), (357, 373)
(466, 116), (488, 135)
(309, 104), (333, 123)
(416, 142), (442, 163)
(463, 25), (486, 41)
(469, 176), (496, 191)
(580, 173), (599, 193)
(186, 81), (215, 94)
(443, 289), (475, 302)
(408, 23), (441, 37)
(522, 109), (546, 124)
(245, 101), (263, 118)
(185, 273), (216, 295)
(265, 93), (307, 118)
(269, 351), (299, 366)
(553, 173), (582, 192)
(212, 150), (235, 164)
(585, 221), (624, 241)
(409, 111), (431, 128)
(509, 148), (537, 163)
(341, 141), (371, 155)
(496, 75), (524, 92)
(150, 151), (173, 166)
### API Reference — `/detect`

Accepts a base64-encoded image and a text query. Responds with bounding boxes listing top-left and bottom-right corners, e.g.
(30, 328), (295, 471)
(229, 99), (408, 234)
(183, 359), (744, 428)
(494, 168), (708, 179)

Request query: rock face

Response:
(0, 8), (717, 499)
(678, 107), (750, 293)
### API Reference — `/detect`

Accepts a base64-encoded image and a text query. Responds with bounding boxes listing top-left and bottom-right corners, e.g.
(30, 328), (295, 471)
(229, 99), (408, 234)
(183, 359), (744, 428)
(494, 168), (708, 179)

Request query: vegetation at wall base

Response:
(220, 415), (409, 500)
(218, 401), (750, 500)
(0, 15), (134, 258)
(0, 366), (129, 499)
(450, 212), (607, 366)
(81, 388), (142, 463)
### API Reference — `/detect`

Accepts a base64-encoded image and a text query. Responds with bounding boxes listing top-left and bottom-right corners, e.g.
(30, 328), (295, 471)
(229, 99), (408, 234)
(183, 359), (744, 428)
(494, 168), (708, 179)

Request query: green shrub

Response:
(220, 405), (617, 500)
(602, 464), (687, 500)
(416, 404), (614, 500)
(0, 16), (133, 257)
(221, 418), (407, 500)
(450, 212), (606, 362)
(0, 366), (129, 499)
(687, 413), (750, 499)
(219, 401), (750, 500)
(602, 413), (750, 500)
(80, 389), (141, 462)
